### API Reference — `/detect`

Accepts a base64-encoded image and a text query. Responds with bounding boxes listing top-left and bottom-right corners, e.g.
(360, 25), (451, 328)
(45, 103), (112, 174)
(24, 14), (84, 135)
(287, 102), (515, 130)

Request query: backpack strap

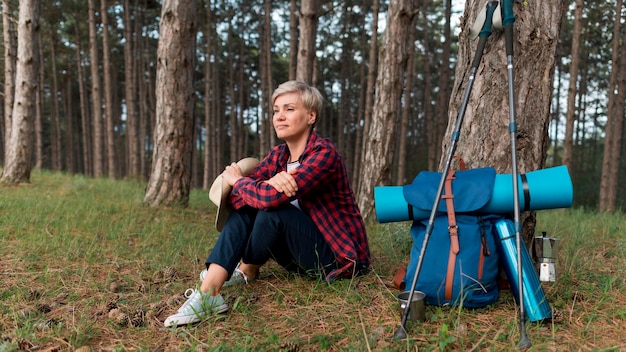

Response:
(442, 169), (459, 301)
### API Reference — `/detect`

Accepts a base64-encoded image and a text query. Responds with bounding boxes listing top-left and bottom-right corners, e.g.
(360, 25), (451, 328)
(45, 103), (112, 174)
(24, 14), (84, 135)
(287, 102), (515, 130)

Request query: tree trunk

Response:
(88, 0), (104, 177)
(599, 0), (625, 213)
(101, 0), (116, 178)
(34, 28), (43, 170)
(421, 0), (434, 171)
(75, 26), (92, 176)
(443, 0), (563, 241)
(356, 0), (419, 222)
(561, 0), (583, 170)
(50, 40), (62, 171)
(124, 0), (140, 178)
(288, 0), (298, 81)
(259, 0), (271, 157)
(64, 75), (76, 173)
(2, 0), (16, 165)
(1, 0), (40, 183)
(203, 0), (213, 189)
(431, 0), (452, 171)
(396, 13), (417, 185)
(296, 0), (318, 84)
(354, 0), (379, 192)
(351, 1), (370, 184)
(143, 0), (197, 207)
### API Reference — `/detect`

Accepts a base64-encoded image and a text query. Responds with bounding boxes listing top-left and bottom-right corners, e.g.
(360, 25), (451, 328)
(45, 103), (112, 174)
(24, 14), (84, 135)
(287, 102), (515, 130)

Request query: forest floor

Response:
(1, 171), (625, 351)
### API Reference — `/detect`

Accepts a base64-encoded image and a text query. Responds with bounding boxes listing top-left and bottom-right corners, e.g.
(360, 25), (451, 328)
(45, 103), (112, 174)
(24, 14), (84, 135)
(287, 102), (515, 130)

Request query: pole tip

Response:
(393, 325), (408, 340)
(517, 336), (531, 350)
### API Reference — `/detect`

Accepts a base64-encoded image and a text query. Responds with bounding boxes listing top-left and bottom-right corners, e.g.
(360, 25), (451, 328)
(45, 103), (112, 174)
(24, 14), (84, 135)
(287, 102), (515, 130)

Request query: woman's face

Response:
(272, 92), (316, 142)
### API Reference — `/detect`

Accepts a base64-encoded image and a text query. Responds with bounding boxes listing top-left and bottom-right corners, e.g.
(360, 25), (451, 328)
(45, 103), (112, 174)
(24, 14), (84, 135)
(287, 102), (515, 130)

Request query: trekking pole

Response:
(393, 0), (499, 339)
(501, 0), (531, 349)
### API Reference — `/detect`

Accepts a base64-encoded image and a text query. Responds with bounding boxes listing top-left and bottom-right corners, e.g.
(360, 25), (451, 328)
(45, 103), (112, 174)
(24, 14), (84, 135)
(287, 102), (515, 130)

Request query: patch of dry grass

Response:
(1, 172), (625, 351)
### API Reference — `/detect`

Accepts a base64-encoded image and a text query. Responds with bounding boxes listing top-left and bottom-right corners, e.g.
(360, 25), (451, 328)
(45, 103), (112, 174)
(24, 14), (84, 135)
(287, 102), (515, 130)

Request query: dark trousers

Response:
(206, 205), (339, 280)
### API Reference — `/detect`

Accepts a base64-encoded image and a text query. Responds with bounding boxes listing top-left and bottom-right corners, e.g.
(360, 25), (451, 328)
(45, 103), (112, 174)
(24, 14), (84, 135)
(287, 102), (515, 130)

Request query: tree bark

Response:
(561, 0), (583, 170)
(259, 0), (273, 157)
(2, 0), (16, 165)
(396, 13), (417, 185)
(1, 0), (40, 183)
(288, 0), (298, 81)
(296, 0), (318, 84)
(75, 25), (92, 176)
(356, 0), (419, 222)
(88, 0), (104, 178)
(101, 0), (116, 178)
(143, 0), (197, 207)
(124, 0), (140, 178)
(431, 0), (452, 171)
(203, 0), (214, 189)
(443, 0), (563, 240)
(354, 0), (379, 192)
(50, 40), (62, 171)
(599, 0), (625, 213)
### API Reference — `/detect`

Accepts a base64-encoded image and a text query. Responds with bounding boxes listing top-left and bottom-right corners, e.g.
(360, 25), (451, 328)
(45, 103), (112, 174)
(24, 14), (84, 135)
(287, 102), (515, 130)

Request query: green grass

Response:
(1, 171), (625, 351)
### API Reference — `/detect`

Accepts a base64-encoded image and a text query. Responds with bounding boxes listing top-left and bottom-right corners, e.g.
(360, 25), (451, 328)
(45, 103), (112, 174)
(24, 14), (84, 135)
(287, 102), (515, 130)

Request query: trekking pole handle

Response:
(501, 0), (515, 55)
(479, 1), (499, 38)
(501, 0), (515, 26)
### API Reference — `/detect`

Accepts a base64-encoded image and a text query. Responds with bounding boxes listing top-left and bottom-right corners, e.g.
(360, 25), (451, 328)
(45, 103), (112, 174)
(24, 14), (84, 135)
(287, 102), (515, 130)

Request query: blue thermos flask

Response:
(494, 219), (552, 322)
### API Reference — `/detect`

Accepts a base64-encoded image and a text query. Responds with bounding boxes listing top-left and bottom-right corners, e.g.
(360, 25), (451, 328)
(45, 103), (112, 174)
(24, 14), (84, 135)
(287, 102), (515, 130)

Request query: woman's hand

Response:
(222, 162), (244, 186)
(265, 170), (298, 197)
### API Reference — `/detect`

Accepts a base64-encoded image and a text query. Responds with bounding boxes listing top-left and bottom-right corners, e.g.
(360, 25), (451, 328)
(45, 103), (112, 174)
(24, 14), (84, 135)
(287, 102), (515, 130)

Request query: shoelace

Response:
(177, 288), (199, 313)
(234, 267), (249, 284)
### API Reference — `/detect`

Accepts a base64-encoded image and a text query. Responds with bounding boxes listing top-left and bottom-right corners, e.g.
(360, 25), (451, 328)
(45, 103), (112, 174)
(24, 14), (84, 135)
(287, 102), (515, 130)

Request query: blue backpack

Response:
(400, 166), (501, 308)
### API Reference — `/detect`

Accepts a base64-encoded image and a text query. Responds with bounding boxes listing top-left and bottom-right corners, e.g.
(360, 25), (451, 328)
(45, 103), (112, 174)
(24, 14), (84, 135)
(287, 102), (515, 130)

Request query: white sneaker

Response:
(200, 264), (255, 288)
(163, 288), (229, 327)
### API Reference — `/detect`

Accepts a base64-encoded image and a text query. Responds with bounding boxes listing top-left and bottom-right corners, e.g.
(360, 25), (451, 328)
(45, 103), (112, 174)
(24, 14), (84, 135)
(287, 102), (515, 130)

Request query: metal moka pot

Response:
(532, 231), (559, 282)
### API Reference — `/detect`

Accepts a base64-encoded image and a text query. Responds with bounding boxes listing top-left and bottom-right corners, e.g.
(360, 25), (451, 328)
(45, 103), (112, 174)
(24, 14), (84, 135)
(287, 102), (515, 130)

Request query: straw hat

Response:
(209, 157), (260, 232)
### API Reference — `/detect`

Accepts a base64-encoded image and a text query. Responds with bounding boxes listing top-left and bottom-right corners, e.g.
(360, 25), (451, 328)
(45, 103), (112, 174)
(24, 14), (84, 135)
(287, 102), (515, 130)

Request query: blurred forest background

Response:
(0, 0), (624, 213)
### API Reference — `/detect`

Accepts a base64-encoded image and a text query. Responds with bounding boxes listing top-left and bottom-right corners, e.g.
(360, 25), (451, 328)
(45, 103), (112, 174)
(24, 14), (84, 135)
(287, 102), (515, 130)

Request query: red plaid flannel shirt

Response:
(230, 131), (370, 280)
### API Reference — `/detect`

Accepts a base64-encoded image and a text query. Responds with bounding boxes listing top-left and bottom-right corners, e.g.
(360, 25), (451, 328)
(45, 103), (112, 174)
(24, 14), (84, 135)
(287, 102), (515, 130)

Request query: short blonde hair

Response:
(272, 81), (323, 125)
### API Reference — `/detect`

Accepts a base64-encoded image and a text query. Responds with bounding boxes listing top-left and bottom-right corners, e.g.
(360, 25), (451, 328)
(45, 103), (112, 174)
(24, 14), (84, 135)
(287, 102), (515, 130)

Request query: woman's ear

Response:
(309, 111), (317, 125)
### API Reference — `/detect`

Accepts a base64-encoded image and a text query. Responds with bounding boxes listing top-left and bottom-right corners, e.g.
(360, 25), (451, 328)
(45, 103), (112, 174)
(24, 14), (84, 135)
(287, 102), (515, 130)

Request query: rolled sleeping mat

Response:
(374, 165), (573, 223)
(494, 218), (552, 322)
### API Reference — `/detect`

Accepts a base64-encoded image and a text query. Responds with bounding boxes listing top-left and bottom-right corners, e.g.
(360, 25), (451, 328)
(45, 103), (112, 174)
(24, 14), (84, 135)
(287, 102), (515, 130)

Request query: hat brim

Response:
(209, 157), (260, 232)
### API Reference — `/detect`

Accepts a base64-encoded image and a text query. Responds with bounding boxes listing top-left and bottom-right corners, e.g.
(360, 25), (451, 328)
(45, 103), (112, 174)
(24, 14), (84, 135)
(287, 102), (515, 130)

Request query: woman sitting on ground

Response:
(165, 80), (371, 327)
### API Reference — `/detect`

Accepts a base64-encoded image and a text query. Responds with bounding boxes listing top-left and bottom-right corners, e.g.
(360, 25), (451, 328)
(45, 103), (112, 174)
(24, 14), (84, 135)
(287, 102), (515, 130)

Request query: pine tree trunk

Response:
(296, 0), (318, 84)
(124, 0), (140, 178)
(356, 0), (419, 222)
(143, 0), (197, 207)
(396, 13), (417, 185)
(203, 0), (213, 189)
(88, 0), (104, 177)
(288, 0), (298, 81)
(599, 0), (625, 213)
(64, 76), (76, 173)
(1, 0), (39, 183)
(101, 0), (116, 178)
(561, 0), (583, 170)
(259, 0), (272, 157)
(50, 41), (62, 171)
(354, 0), (379, 193)
(75, 28), (92, 176)
(431, 0), (452, 171)
(34, 30), (43, 170)
(2, 0), (16, 164)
